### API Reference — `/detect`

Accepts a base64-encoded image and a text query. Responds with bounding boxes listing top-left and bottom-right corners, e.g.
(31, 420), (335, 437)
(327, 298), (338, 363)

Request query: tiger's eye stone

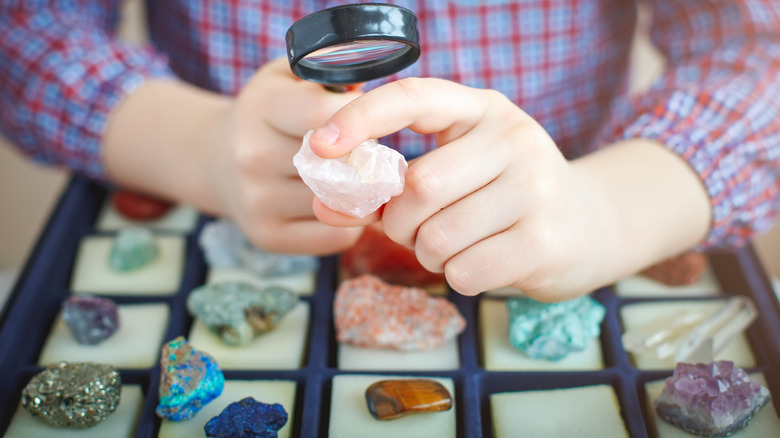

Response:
(641, 251), (707, 286)
(365, 379), (453, 421)
(113, 190), (173, 221)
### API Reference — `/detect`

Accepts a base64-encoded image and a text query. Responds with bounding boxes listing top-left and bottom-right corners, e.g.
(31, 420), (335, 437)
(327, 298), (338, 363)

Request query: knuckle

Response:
(404, 163), (442, 203)
(416, 220), (452, 261)
(445, 262), (482, 296)
(394, 77), (427, 104)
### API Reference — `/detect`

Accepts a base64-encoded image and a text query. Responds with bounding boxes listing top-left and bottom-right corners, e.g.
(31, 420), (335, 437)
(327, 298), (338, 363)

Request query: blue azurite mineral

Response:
(199, 219), (318, 275)
(506, 295), (605, 361)
(656, 361), (771, 436)
(62, 294), (120, 344)
(156, 336), (224, 421)
(204, 397), (288, 438)
(109, 227), (159, 271)
(187, 282), (298, 346)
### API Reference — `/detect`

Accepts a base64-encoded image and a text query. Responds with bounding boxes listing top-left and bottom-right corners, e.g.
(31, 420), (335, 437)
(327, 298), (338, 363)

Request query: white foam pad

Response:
(71, 235), (184, 295)
(39, 303), (169, 369)
(491, 385), (629, 437)
(207, 267), (316, 296)
(188, 302), (309, 370)
(480, 299), (603, 371)
(96, 201), (198, 233)
(620, 300), (756, 370)
(329, 374), (456, 438)
(338, 338), (460, 371)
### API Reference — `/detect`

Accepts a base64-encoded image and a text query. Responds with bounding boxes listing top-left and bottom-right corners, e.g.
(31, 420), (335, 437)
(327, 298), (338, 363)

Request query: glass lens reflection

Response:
(302, 40), (408, 67)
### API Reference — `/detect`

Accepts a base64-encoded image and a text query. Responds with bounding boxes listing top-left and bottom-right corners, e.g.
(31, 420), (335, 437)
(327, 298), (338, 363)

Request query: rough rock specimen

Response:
(656, 361), (770, 436)
(334, 275), (465, 350)
(204, 397), (288, 438)
(506, 295), (605, 361)
(293, 130), (408, 218)
(187, 282), (298, 346)
(22, 362), (121, 428)
(365, 379), (453, 421)
(62, 294), (120, 345)
(199, 219), (318, 275)
(112, 190), (173, 221)
(109, 227), (159, 271)
(641, 251), (708, 286)
(156, 336), (224, 421)
(341, 225), (445, 288)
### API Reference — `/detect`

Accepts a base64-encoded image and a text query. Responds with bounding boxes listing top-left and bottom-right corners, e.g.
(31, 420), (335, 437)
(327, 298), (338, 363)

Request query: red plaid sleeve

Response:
(597, 0), (780, 248)
(0, 1), (174, 179)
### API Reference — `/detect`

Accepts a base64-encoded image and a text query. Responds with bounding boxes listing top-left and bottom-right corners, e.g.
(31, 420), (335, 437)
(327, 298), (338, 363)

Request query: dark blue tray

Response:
(1, 176), (778, 437)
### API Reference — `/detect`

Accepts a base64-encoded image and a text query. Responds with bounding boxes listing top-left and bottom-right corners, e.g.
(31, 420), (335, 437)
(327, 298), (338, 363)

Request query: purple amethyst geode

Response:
(655, 361), (770, 436)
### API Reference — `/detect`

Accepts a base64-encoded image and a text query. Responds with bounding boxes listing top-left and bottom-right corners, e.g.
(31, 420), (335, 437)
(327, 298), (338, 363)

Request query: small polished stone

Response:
(157, 336), (225, 421)
(62, 294), (120, 345)
(109, 227), (159, 271)
(507, 295), (605, 361)
(204, 397), (288, 438)
(22, 362), (121, 428)
(334, 275), (465, 350)
(113, 190), (173, 220)
(186, 282), (298, 346)
(656, 361), (770, 436)
(365, 379), (453, 421)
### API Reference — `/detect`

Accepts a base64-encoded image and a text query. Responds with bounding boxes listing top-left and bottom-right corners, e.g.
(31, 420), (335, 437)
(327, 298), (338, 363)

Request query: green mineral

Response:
(506, 295), (605, 361)
(187, 281), (298, 346)
(109, 227), (159, 271)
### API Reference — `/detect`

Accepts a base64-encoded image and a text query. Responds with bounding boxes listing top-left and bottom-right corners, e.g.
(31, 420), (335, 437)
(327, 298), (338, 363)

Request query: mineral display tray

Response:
(0, 177), (779, 437)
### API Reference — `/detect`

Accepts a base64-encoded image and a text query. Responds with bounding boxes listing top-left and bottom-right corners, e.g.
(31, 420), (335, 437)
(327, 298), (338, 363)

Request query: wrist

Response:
(103, 79), (233, 213)
(570, 138), (712, 287)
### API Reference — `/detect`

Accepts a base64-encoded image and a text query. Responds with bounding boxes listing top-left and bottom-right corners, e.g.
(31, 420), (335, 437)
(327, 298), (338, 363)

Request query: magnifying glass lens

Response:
(300, 40), (410, 68)
(286, 4), (420, 89)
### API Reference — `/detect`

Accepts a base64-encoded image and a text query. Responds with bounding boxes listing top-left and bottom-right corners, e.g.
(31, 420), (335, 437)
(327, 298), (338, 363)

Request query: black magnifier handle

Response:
(286, 3), (420, 92)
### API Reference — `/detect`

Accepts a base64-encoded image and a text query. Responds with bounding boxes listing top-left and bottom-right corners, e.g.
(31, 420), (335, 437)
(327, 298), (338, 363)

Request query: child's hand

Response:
(308, 78), (710, 301)
(211, 58), (364, 254)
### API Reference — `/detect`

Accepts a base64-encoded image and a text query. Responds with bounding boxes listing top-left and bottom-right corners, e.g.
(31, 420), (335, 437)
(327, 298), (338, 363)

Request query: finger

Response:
(443, 226), (578, 302)
(381, 130), (510, 247)
(308, 78), (490, 158)
(259, 60), (364, 138)
(247, 219), (363, 255)
(414, 176), (523, 273)
(312, 197), (382, 227)
(256, 179), (323, 218)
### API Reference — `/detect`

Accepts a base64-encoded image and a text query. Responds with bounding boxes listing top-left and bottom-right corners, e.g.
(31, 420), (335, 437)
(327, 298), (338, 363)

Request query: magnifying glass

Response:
(286, 3), (421, 92)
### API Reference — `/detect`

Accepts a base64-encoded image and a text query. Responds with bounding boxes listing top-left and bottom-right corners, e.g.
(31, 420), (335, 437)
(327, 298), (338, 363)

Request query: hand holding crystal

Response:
(210, 58), (365, 255)
(307, 78), (619, 301)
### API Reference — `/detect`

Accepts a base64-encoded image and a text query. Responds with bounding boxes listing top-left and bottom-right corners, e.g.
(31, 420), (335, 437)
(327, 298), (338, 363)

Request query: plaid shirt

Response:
(1, 0), (779, 248)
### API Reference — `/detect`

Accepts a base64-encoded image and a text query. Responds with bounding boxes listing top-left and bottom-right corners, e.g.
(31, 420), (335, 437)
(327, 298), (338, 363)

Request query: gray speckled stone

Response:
(187, 281), (299, 346)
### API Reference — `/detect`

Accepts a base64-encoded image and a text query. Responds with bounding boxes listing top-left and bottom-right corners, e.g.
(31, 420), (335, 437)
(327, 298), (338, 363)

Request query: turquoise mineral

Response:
(506, 295), (605, 361)
(187, 282), (298, 346)
(109, 227), (159, 271)
(156, 336), (224, 421)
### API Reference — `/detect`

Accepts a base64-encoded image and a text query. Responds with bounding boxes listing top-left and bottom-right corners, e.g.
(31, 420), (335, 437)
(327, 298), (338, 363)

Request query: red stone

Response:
(341, 225), (445, 288)
(641, 251), (708, 286)
(112, 190), (173, 221)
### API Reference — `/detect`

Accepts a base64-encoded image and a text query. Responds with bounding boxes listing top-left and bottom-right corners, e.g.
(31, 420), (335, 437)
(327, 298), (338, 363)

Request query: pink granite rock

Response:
(334, 275), (465, 350)
(293, 130), (408, 218)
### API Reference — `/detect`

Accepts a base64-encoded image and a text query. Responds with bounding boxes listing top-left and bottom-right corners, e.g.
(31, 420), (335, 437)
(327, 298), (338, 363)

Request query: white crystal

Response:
(293, 130), (408, 218)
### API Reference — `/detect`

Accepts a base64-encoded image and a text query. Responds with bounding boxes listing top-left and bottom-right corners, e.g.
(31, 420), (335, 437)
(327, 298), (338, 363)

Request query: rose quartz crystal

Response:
(293, 130), (408, 218)
(334, 275), (465, 350)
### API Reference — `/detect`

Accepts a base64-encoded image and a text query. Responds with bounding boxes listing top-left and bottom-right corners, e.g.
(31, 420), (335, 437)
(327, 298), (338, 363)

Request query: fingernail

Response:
(312, 123), (339, 145)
